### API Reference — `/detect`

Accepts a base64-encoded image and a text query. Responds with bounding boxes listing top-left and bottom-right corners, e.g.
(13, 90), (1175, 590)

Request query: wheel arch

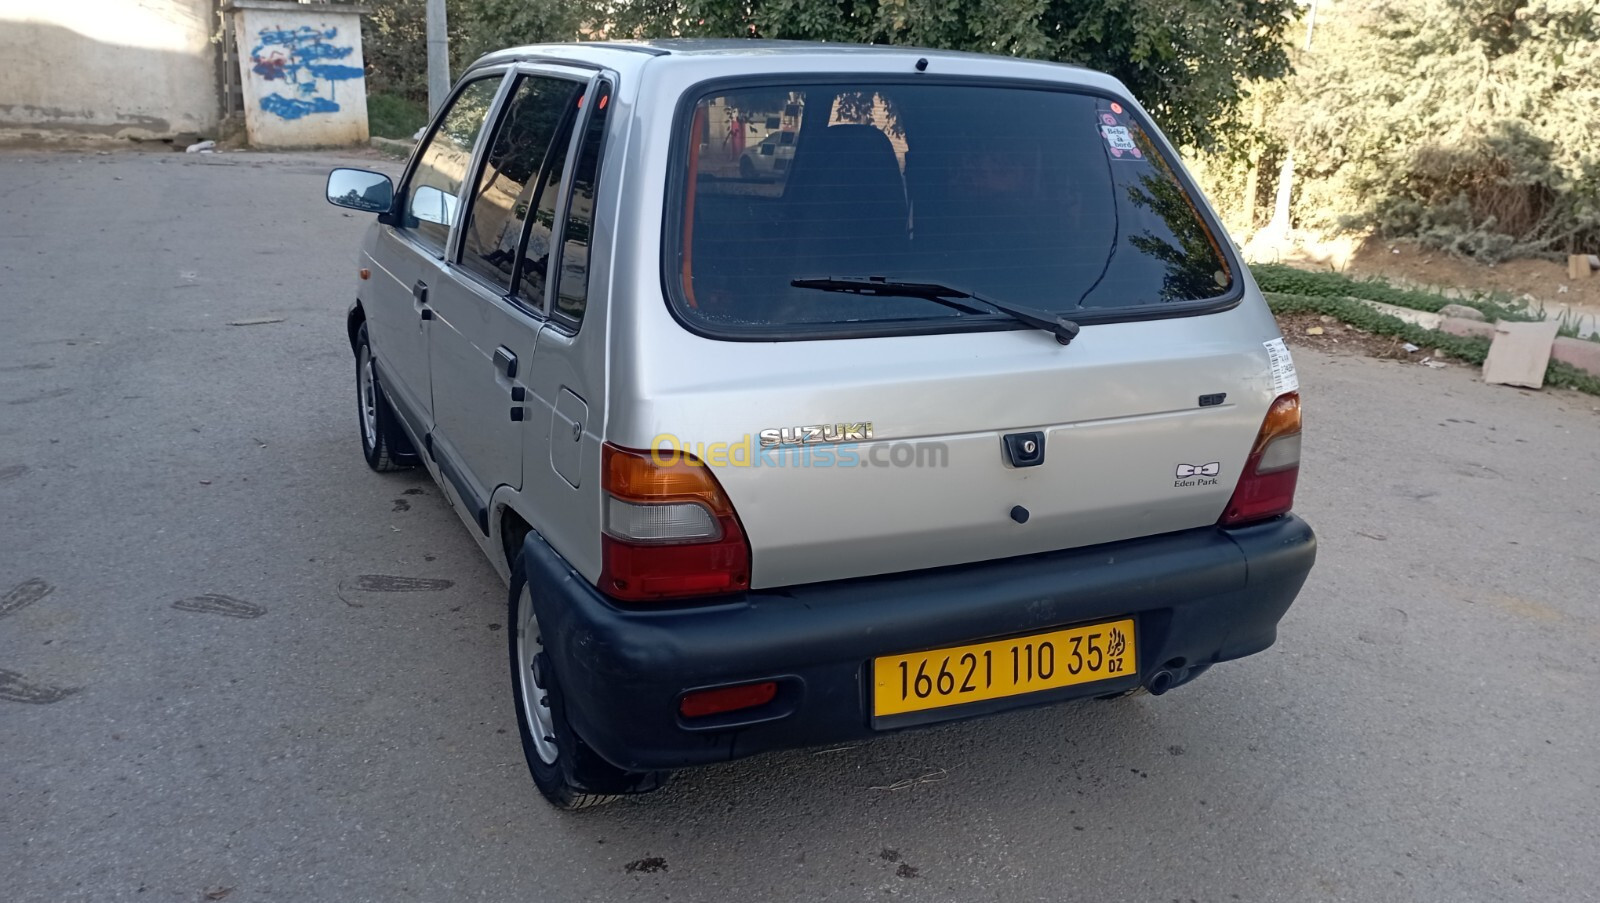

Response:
(346, 302), (366, 354)
(500, 503), (534, 577)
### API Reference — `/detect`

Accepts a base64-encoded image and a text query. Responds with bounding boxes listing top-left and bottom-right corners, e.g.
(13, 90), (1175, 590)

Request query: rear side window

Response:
(514, 86), (585, 306)
(405, 77), (502, 256)
(553, 82), (613, 326)
(672, 82), (1236, 337)
(459, 75), (586, 294)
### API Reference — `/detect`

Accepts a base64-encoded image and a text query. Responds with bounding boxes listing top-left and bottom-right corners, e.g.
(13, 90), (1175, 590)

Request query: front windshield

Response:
(672, 81), (1236, 336)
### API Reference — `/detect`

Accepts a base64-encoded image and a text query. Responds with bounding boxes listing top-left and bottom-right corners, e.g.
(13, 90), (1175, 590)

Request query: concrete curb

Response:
(1325, 297), (1600, 382)
(370, 136), (415, 157)
(1350, 297), (1443, 330)
(1435, 315), (1600, 379)
(1437, 318), (1495, 340)
(1551, 335), (1600, 375)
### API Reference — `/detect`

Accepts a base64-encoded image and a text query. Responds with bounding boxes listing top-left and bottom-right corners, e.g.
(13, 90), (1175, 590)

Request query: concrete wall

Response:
(0, 0), (219, 142)
(232, 2), (368, 147)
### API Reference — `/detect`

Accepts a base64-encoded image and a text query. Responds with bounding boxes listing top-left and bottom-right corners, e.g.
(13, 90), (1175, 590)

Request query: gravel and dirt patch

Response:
(1275, 312), (1456, 365)
(1345, 242), (1600, 311)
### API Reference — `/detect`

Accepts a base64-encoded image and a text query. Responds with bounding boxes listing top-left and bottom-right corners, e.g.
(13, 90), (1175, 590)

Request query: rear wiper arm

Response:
(790, 276), (1081, 345)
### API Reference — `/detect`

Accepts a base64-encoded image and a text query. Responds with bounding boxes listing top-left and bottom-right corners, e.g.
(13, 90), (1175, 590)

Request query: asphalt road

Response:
(2, 149), (1598, 903)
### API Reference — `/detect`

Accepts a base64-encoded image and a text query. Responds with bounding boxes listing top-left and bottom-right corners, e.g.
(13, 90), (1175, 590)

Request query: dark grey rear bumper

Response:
(522, 516), (1316, 771)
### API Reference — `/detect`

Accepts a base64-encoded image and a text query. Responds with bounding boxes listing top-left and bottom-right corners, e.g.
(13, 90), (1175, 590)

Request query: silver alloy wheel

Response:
(358, 347), (378, 448)
(516, 586), (559, 765)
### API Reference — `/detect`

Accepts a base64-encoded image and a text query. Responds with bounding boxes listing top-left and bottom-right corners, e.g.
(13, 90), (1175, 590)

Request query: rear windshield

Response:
(670, 81), (1236, 338)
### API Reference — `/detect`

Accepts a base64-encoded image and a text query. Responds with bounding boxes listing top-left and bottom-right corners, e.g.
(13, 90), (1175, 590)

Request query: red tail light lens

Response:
(1220, 392), (1301, 527)
(679, 681), (778, 719)
(599, 443), (751, 601)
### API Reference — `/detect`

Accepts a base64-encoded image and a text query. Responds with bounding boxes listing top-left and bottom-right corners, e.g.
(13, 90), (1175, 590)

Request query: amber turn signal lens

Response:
(358, 268), (370, 280)
(603, 444), (735, 515)
(1252, 392), (1300, 454)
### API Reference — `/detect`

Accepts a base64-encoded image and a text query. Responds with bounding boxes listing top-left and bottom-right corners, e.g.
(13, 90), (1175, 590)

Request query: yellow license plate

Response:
(872, 619), (1137, 717)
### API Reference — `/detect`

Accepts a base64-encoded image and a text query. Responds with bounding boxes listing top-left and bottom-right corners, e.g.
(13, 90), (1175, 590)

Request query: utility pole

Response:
(426, 0), (450, 116)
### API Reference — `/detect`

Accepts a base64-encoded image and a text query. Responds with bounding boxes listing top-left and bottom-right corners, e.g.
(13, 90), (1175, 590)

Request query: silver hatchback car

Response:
(326, 40), (1316, 809)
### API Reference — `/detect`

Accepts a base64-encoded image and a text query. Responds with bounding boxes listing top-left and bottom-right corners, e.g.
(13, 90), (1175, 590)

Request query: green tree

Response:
(364, 0), (586, 104)
(606, 0), (1300, 150)
(1261, 0), (1600, 259)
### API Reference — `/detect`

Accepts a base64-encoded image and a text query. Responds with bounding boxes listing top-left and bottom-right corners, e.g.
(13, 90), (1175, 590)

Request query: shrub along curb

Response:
(1251, 264), (1538, 323)
(1264, 292), (1600, 396)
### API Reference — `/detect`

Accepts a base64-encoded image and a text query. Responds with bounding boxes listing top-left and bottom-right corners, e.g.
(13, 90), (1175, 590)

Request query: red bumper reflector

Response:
(679, 681), (778, 719)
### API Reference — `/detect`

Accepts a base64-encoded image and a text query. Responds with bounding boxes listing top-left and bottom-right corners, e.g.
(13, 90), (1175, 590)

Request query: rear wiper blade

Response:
(790, 276), (1081, 345)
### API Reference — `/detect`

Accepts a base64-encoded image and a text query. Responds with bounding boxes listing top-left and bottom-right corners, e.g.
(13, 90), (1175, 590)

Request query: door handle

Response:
(413, 280), (432, 320)
(499, 347), (523, 420)
(493, 345), (518, 379)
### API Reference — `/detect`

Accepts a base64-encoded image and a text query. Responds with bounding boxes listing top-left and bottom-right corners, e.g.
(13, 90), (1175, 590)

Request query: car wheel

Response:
(739, 156), (756, 179)
(354, 322), (414, 473)
(509, 552), (671, 810)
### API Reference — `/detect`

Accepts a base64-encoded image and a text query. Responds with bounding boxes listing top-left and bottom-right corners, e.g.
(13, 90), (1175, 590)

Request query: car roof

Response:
(467, 39), (1114, 90)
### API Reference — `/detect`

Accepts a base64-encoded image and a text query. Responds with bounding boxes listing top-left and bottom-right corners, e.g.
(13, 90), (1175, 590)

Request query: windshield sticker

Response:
(1100, 125), (1142, 160)
(1265, 338), (1299, 394)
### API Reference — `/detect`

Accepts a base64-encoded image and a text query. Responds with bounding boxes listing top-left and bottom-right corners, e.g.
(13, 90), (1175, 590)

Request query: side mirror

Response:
(409, 185), (458, 227)
(326, 168), (394, 214)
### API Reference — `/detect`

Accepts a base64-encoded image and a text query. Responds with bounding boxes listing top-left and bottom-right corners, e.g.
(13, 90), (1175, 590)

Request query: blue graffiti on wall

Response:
(252, 25), (362, 120)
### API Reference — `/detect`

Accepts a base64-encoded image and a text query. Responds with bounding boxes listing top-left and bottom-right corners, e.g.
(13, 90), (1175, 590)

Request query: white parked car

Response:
(739, 130), (796, 179)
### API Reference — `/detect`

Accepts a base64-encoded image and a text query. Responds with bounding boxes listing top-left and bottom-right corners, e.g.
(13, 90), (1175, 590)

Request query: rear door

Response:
(669, 323), (1279, 588)
(364, 74), (505, 437)
(630, 77), (1287, 588)
(426, 69), (592, 530)
(519, 77), (615, 576)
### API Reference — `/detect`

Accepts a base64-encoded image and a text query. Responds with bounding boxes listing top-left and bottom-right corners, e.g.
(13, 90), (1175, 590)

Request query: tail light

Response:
(599, 443), (751, 601)
(1220, 392), (1301, 527)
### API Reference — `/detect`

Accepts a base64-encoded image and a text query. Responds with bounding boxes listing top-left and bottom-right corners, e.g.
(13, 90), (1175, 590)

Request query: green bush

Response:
(367, 93), (428, 139)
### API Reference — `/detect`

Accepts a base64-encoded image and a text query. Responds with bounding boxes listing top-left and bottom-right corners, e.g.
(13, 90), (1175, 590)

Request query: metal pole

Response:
(426, 0), (450, 116)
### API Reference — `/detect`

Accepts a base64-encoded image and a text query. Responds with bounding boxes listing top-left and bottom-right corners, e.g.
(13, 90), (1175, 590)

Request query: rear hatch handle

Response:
(790, 276), (1081, 345)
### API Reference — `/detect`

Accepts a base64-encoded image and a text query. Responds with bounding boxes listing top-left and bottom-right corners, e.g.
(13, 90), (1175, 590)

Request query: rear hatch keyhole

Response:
(1003, 432), (1046, 468)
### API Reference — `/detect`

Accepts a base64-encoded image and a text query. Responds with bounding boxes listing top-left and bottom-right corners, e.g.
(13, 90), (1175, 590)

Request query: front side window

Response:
(459, 75), (586, 294)
(405, 76), (502, 255)
(672, 82), (1235, 337)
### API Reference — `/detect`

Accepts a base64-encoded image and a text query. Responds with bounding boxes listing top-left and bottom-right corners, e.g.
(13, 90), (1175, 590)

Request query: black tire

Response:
(508, 552), (671, 810)
(354, 322), (415, 473)
(739, 156), (756, 180)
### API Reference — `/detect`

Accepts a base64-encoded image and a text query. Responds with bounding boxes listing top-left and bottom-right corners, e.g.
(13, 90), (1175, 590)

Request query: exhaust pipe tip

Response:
(1146, 670), (1175, 696)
